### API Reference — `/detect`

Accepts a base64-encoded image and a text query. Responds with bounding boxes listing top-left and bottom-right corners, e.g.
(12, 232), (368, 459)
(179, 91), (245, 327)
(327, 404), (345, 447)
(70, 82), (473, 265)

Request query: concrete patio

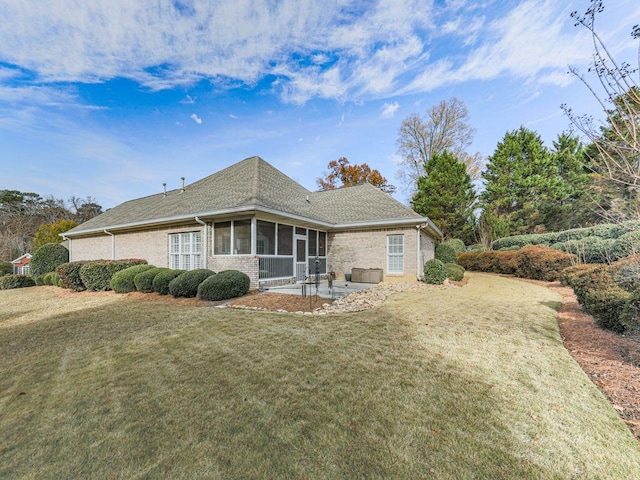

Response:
(261, 279), (374, 299)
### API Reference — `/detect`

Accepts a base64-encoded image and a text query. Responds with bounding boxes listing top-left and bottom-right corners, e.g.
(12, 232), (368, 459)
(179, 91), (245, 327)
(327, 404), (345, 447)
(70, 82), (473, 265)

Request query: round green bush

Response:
(79, 259), (148, 291)
(613, 231), (640, 259)
(0, 274), (36, 290)
(34, 274), (45, 286)
(30, 243), (69, 277)
(110, 264), (155, 293)
(423, 259), (448, 284)
(55, 261), (89, 291)
(197, 270), (250, 301)
(133, 267), (167, 293)
(152, 269), (186, 295)
(169, 269), (216, 298)
(444, 263), (465, 281)
(443, 238), (466, 254)
(435, 243), (457, 265)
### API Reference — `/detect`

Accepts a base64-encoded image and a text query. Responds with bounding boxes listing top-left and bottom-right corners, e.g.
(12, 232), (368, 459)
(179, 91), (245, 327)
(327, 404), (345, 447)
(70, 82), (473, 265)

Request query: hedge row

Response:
(458, 245), (576, 281)
(0, 274), (36, 290)
(79, 259), (148, 291)
(492, 219), (640, 253)
(561, 257), (640, 332)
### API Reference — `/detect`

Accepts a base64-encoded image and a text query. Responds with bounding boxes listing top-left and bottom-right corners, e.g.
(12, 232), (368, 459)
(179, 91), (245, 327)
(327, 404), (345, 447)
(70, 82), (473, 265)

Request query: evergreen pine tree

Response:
(411, 151), (476, 244)
(480, 127), (565, 235)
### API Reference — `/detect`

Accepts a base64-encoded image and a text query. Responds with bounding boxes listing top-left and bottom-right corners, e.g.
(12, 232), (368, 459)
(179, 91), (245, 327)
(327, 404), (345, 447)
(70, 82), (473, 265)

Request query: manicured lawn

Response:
(1, 273), (639, 479)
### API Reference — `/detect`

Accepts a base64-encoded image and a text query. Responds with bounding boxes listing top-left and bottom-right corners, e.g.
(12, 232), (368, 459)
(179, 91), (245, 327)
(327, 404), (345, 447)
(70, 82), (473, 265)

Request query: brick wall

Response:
(210, 255), (259, 289)
(328, 227), (435, 282)
(70, 224), (205, 266)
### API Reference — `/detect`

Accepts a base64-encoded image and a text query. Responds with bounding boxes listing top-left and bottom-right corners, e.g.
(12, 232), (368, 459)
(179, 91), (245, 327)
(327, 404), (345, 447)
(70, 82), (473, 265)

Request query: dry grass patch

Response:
(1, 276), (639, 479)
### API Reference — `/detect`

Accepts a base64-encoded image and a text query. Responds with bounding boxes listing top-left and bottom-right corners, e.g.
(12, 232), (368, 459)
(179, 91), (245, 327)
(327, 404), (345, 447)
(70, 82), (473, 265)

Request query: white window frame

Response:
(387, 234), (404, 274)
(169, 231), (201, 270)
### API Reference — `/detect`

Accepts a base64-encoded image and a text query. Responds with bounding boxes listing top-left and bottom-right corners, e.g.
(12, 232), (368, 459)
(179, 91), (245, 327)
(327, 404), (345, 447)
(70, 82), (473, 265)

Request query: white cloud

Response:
(381, 101), (400, 118)
(229, 113), (239, 119)
(190, 113), (202, 124)
(1, 0), (637, 104)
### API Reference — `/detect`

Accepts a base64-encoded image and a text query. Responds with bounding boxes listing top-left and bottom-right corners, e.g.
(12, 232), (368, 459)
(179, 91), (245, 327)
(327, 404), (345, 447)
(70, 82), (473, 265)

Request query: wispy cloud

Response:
(229, 113), (239, 119)
(381, 101), (400, 118)
(180, 94), (195, 104)
(0, 0), (637, 105)
(190, 113), (202, 124)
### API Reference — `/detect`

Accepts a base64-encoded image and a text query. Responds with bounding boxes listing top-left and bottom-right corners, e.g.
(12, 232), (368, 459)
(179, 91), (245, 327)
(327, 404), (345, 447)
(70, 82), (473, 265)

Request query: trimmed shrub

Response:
(169, 269), (216, 298)
(79, 259), (148, 291)
(435, 243), (457, 265)
(134, 267), (167, 293)
(0, 261), (12, 276)
(613, 231), (640, 259)
(583, 286), (631, 333)
(511, 246), (576, 282)
(197, 270), (250, 301)
(42, 272), (54, 285)
(499, 245), (520, 251)
(444, 238), (466, 254)
(55, 261), (89, 291)
(423, 259), (448, 284)
(611, 254), (640, 293)
(110, 264), (156, 293)
(444, 263), (465, 281)
(0, 274), (36, 290)
(153, 269), (186, 295)
(562, 236), (616, 264)
(621, 292), (640, 330)
(30, 243), (69, 277)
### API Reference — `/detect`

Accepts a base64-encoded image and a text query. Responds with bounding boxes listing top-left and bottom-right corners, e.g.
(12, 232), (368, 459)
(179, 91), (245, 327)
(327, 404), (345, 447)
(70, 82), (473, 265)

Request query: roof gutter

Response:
(194, 216), (207, 269)
(104, 229), (115, 260)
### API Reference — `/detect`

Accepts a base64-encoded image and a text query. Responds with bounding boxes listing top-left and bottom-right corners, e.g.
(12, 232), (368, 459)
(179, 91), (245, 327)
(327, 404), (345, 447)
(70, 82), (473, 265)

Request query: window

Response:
(318, 231), (326, 256)
(387, 234), (404, 274)
(277, 224), (293, 255)
(234, 220), (251, 254)
(169, 232), (201, 270)
(214, 222), (231, 255)
(257, 220), (276, 255)
(308, 229), (317, 256)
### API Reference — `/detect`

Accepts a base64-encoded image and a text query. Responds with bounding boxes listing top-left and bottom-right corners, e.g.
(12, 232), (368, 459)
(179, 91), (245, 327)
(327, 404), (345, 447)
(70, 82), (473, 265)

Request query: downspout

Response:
(104, 229), (115, 260)
(416, 223), (428, 281)
(195, 217), (207, 269)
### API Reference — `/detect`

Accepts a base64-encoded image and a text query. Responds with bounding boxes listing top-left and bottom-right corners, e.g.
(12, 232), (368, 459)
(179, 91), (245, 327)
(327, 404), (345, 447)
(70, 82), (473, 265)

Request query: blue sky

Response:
(1, 0), (639, 208)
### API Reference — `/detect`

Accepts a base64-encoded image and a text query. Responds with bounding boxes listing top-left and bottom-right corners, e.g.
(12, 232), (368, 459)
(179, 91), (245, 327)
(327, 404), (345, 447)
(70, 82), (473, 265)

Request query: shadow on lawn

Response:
(0, 299), (558, 479)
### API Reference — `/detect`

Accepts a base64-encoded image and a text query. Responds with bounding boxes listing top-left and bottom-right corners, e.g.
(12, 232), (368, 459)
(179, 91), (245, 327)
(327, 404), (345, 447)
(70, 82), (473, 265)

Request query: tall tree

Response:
(411, 151), (476, 243)
(480, 127), (565, 235)
(544, 132), (598, 230)
(562, 0), (640, 220)
(396, 97), (482, 194)
(317, 157), (396, 194)
(31, 219), (78, 251)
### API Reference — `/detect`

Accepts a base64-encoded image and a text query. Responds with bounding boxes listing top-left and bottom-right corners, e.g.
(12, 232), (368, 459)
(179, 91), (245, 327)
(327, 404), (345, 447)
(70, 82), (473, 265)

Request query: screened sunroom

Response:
(211, 218), (327, 282)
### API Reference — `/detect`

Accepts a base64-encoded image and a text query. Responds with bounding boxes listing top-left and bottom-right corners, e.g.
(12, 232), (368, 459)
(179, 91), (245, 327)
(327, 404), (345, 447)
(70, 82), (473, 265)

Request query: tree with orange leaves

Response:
(316, 157), (396, 194)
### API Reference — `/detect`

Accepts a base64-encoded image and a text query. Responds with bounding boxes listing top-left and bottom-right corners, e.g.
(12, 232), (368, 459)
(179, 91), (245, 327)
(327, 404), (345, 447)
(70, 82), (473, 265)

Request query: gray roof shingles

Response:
(65, 156), (436, 236)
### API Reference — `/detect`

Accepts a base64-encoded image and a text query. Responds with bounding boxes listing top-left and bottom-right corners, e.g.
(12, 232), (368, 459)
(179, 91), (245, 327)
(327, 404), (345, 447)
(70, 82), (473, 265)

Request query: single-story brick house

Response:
(11, 253), (32, 274)
(62, 156), (441, 288)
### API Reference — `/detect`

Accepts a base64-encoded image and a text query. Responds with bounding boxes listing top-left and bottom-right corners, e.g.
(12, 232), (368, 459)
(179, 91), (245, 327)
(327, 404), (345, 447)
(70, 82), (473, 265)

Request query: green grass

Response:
(1, 274), (639, 479)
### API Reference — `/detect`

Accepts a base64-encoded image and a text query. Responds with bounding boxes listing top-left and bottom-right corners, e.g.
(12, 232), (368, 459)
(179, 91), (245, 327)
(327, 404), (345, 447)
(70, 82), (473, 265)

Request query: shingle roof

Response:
(65, 156), (441, 236)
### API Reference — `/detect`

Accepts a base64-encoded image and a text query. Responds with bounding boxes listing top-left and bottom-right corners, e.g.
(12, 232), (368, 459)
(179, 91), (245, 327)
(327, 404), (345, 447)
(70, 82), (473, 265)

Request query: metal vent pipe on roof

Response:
(181, 177), (185, 192)
(162, 183), (167, 197)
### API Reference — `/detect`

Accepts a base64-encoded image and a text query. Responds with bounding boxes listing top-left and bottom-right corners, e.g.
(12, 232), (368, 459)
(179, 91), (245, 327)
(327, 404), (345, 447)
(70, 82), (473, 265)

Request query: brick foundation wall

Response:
(210, 255), (260, 289)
